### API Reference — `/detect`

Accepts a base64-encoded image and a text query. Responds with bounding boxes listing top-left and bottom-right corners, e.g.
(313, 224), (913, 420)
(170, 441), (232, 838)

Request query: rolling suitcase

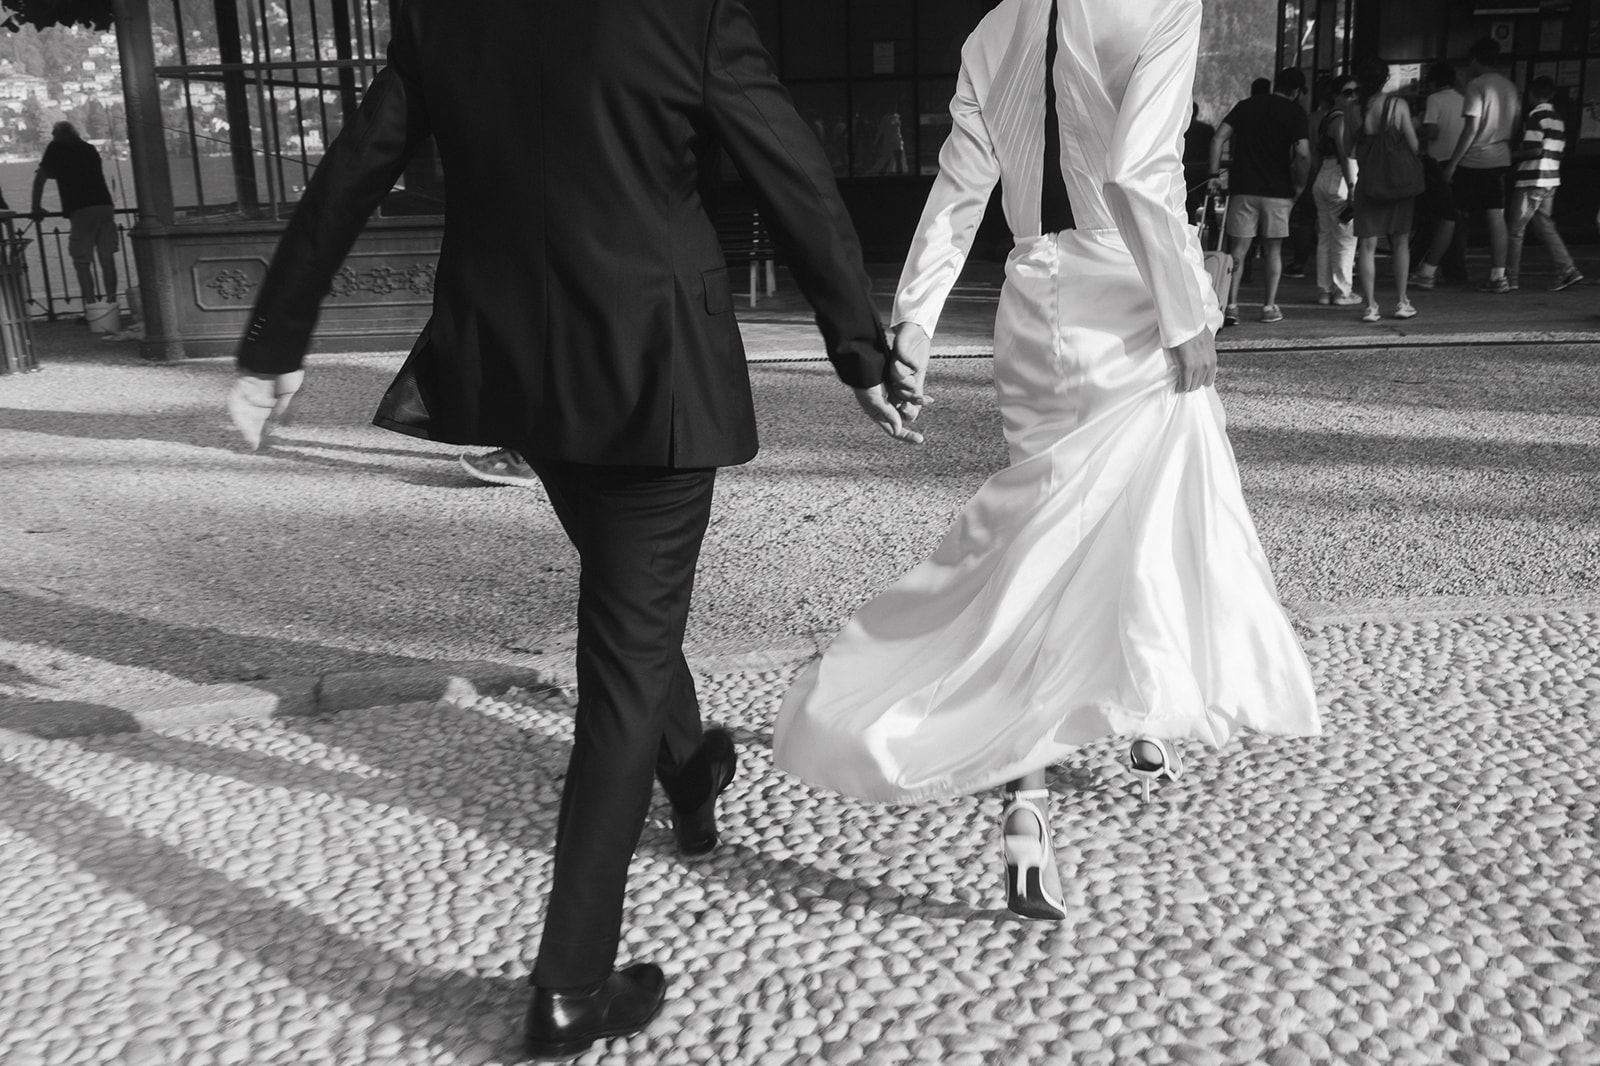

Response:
(1197, 191), (1232, 317)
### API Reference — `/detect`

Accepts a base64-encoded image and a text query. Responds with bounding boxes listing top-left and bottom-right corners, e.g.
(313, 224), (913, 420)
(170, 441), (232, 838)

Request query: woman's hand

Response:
(853, 385), (924, 444)
(1170, 331), (1217, 393)
(888, 322), (932, 423)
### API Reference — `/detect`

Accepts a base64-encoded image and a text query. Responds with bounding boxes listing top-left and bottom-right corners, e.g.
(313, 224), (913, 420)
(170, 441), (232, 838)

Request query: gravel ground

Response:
(1, 611), (1597, 1064)
(2, 341), (1597, 707)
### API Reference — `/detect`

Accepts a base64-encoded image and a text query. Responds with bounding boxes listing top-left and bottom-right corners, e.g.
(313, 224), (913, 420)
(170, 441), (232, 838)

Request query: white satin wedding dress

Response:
(774, 0), (1320, 804)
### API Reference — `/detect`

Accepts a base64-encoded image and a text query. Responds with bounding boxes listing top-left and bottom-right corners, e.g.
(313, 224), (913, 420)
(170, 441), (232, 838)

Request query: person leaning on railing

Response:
(30, 121), (118, 310)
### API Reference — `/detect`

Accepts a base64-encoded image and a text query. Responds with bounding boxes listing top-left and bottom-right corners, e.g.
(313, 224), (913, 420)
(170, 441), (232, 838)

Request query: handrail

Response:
(8, 208), (140, 322)
(0, 212), (38, 372)
(153, 58), (384, 76)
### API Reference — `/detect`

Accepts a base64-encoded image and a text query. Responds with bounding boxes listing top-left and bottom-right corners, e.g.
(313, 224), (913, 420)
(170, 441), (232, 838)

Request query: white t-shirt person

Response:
(1460, 69), (1519, 169)
(1422, 86), (1465, 164)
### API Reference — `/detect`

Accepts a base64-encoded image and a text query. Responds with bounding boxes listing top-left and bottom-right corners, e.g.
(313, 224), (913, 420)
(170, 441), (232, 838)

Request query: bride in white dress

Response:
(774, 0), (1321, 919)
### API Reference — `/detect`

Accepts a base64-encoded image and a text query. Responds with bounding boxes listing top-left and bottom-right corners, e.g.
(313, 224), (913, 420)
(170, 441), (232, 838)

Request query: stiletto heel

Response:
(1127, 737), (1183, 805)
(999, 788), (1066, 921)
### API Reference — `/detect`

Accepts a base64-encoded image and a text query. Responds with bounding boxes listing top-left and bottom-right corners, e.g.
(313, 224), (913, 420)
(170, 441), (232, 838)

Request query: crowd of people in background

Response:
(1194, 36), (1588, 327)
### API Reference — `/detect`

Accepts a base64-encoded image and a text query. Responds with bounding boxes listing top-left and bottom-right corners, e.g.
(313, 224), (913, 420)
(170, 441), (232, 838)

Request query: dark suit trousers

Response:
(528, 460), (715, 988)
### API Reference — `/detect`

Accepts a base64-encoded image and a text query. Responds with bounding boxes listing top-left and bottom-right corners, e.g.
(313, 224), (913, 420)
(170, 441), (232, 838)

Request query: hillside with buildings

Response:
(0, 10), (355, 165)
(0, 24), (123, 158)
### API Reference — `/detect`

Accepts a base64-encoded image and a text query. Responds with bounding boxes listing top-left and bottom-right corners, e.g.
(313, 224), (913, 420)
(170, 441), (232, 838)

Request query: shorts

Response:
(1224, 194), (1292, 240)
(1421, 158), (1459, 222)
(1451, 166), (1509, 215)
(68, 204), (117, 262)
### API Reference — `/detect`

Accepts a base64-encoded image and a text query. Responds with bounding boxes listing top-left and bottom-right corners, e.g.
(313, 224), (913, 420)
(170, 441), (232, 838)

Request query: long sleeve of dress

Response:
(1100, 0), (1215, 349)
(890, 57), (1001, 337)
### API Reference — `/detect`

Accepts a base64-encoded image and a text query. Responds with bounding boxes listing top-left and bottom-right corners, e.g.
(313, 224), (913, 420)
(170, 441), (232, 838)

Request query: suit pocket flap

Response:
(701, 267), (732, 315)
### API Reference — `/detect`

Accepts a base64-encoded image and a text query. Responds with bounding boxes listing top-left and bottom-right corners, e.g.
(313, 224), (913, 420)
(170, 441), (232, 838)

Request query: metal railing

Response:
(0, 213), (38, 372)
(9, 208), (140, 322)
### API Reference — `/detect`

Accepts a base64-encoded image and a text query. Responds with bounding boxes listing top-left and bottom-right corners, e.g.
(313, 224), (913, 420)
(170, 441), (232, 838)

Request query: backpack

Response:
(1356, 96), (1424, 202)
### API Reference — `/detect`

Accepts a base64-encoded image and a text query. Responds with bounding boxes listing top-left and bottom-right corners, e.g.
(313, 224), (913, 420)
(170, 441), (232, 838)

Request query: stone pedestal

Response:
(170, 218), (439, 357)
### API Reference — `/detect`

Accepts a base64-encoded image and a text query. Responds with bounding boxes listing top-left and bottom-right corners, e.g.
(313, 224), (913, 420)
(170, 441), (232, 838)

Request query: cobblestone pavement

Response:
(3, 612), (1598, 1065)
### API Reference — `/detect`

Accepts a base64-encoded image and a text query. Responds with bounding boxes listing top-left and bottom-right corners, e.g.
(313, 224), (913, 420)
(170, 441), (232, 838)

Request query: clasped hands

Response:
(854, 322), (930, 445)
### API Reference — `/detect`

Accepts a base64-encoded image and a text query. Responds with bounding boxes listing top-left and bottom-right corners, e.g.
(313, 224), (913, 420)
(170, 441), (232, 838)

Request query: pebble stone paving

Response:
(2, 613), (1599, 1065)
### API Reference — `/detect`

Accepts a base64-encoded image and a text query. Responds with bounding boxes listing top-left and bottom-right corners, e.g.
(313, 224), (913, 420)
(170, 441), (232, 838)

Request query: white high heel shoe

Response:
(1127, 738), (1184, 804)
(1000, 788), (1067, 921)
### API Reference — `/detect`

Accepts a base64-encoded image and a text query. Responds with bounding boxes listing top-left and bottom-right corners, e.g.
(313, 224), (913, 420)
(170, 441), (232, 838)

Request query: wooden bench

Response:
(714, 207), (777, 307)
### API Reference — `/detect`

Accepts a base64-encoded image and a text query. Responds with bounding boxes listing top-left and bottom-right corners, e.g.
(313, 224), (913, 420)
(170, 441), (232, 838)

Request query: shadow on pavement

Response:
(1230, 425), (1600, 475)
(0, 405), (244, 451)
(0, 700), (140, 738)
(72, 702), (565, 849)
(0, 759), (529, 1059)
(0, 587), (435, 694)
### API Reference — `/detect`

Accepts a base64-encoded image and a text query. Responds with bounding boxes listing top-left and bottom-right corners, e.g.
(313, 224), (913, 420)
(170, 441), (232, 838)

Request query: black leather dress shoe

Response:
(524, 963), (666, 1060)
(666, 728), (738, 860)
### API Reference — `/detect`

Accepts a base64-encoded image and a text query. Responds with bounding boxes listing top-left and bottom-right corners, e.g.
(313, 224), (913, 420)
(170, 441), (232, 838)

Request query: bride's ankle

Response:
(1002, 789), (1052, 831)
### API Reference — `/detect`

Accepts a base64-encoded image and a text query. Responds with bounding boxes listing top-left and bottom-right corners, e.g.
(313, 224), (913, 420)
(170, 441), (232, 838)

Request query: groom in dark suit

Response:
(229, 0), (922, 1058)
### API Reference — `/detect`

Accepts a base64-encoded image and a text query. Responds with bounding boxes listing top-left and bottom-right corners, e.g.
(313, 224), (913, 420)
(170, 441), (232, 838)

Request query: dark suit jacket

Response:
(237, 0), (889, 468)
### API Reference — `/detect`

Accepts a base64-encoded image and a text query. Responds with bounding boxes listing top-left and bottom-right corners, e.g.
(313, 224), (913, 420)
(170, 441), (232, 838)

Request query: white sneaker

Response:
(1333, 292), (1364, 306)
(1392, 300), (1417, 320)
(1360, 304), (1381, 323)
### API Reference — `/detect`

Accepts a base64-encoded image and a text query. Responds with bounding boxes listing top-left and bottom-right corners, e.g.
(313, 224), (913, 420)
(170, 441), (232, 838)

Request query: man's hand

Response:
(887, 322), (931, 424)
(227, 370), (305, 450)
(853, 384), (923, 444)
(1171, 330), (1217, 393)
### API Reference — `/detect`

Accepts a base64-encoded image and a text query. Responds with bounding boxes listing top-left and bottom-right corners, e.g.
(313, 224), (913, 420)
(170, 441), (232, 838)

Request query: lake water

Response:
(0, 153), (321, 215)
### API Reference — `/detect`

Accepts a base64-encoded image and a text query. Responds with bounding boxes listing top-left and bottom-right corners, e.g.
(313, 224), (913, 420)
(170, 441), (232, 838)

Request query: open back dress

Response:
(774, 0), (1321, 804)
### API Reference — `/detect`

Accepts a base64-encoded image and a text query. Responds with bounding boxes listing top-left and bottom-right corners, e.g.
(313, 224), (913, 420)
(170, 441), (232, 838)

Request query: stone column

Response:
(112, 0), (186, 361)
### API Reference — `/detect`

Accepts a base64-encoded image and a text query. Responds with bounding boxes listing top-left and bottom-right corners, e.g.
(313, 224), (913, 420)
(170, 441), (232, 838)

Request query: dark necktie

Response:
(1041, 0), (1076, 233)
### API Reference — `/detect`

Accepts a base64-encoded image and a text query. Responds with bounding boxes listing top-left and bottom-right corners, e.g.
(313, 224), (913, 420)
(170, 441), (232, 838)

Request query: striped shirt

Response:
(1515, 103), (1564, 189)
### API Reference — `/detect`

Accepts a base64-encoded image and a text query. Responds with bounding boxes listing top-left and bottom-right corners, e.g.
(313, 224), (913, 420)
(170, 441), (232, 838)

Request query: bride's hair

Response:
(1355, 58), (1390, 107)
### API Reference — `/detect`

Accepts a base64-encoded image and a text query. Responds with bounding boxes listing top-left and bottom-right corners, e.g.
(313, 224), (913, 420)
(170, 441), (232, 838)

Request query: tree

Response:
(0, 25), (48, 74)
(83, 96), (108, 137)
(1, 0), (114, 33)
(19, 96), (46, 147)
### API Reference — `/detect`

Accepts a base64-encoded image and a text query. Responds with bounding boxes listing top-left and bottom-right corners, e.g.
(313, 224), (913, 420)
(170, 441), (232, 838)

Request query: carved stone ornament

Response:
(206, 268), (258, 302)
(328, 262), (437, 298)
